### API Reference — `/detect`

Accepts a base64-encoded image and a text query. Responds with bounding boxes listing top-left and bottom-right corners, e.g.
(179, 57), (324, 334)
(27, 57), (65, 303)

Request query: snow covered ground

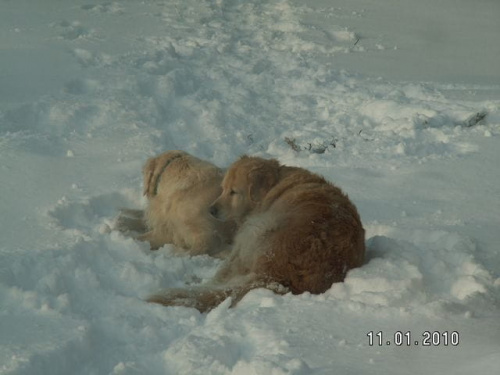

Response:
(1, 0), (499, 374)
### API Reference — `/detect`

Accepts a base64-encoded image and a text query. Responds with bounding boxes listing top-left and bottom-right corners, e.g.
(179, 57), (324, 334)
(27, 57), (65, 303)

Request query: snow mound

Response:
(332, 227), (496, 316)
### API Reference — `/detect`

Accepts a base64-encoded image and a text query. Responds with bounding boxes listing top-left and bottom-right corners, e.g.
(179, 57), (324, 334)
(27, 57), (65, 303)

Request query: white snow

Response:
(1, 0), (499, 374)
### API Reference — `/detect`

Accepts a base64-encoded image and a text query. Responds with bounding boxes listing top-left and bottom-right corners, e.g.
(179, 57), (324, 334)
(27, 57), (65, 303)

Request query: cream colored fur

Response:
(117, 150), (235, 256)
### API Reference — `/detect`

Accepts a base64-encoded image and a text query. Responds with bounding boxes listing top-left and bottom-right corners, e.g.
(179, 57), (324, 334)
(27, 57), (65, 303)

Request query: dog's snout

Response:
(209, 205), (218, 218)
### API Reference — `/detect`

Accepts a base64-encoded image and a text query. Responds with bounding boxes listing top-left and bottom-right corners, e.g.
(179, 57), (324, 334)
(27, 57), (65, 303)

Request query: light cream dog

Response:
(117, 150), (235, 257)
(148, 156), (365, 311)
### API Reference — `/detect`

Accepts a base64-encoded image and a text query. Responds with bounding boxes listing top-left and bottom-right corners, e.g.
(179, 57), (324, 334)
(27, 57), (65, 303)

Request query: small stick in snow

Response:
(464, 111), (487, 127)
(285, 137), (301, 152)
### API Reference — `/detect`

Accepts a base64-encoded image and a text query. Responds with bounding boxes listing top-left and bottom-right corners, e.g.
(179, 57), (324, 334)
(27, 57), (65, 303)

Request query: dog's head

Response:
(209, 156), (280, 224)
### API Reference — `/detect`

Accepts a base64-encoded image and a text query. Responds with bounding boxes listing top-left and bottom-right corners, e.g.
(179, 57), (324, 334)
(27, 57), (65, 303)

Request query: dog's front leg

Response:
(147, 287), (232, 313)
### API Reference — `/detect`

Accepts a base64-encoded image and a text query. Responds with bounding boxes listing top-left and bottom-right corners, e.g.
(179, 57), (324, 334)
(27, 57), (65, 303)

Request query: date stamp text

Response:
(367, 331), (460, 347)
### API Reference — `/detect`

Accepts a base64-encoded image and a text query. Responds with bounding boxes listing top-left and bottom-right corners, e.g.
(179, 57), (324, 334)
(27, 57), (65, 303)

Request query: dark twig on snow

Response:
(285, 136), (338, 154)
(284, 137), (301, 152)
(464, 111), (487, 127)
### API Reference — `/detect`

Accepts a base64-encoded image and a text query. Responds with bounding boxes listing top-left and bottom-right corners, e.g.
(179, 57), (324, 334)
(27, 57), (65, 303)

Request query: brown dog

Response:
(116, 151), (235, 257)
(148, 156), (365, 311)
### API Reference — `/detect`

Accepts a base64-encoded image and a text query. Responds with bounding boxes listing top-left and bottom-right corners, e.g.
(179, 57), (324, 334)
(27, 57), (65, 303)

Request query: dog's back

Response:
(262, 169), (365, 294)
(216, 164), (364, 294)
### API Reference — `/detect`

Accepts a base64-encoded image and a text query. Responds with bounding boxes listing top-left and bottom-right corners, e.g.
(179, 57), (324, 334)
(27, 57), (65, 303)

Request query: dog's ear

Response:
(142, 157), (157, 197)
(248, 159), (279, 202)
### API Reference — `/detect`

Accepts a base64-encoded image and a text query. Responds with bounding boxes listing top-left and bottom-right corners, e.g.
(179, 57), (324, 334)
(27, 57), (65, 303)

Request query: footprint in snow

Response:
(81, 3), (124, 14)
(57, 20), (94, 41)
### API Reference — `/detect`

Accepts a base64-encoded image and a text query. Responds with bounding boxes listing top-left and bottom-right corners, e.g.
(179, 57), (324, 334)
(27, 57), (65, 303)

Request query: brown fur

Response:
(116, 151), (235, 256)
(149, 156), (365, 311)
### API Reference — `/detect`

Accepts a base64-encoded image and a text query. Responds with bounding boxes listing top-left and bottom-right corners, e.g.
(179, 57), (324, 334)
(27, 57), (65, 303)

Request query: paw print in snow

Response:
(57, 20), (94, 41)
(81, 3), (124, 14)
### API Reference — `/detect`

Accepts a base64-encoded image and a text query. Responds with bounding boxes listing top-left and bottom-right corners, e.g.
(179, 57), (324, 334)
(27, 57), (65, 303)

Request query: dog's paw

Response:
(147, 289), (201, 310)
(114, 209), (146, 234)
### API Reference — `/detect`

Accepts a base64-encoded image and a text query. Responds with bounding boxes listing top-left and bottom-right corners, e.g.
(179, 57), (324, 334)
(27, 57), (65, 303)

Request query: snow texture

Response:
(1, 0), (499, 374)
